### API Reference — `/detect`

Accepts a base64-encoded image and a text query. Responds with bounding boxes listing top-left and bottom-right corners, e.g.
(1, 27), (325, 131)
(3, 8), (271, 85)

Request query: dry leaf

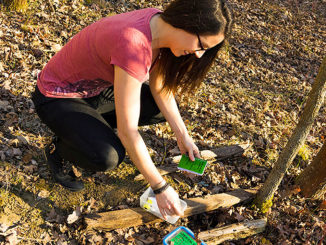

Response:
(17, 135), (29, 144)
(12, 148), (22, 156)
(41, 232), (52, 244)
(138, 236), (155, 244)
(23, 165), (37, 174)
(51, 43), (62, 52)
(67, 206), (82, 224)
(117, 205), (129, 210)
(38, 189), (50, 199)
(0, 224), (9, 233)
(22, 153), (33, 163)
(234, 212), (245, 222)
(280, 185), (301, 199)
(72, 165), (82, 178)
(5, 230), (20, 245)
(46, 208), (57, 222)
(169, 146), (180, 155)
(32, 48), (44, 58)
(0, 61), (4, 72)
(318, 200), (326, 210)
(0, 100), (10, 110)
(135, 240), (145, 245)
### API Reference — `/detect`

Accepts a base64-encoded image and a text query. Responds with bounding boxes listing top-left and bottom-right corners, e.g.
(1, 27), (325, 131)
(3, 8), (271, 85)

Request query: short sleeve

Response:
(110, 28), (152, 83)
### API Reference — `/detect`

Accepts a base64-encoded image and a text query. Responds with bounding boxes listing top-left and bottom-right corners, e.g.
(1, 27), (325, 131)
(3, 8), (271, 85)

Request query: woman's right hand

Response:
(155, 186), (184, 220)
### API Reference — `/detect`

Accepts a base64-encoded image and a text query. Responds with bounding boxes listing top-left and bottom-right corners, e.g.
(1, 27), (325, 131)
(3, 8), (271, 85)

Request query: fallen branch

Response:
(134, 145), (247, 181)
(198, 218), (267, 245)
(85, 187), (258, 231)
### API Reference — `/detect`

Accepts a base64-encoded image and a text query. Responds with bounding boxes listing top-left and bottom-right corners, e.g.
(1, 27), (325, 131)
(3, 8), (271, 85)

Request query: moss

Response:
(261, 237), (272, 244)
(0, 189), (10, 209)
(47, 186), (85, 209)
(252, 195), (274, 214)
(0, 161), (10, 167)
(265, 148), (279, 164)
(84, 0), (93, 5)
(11, 174), (24, 186)
(0, 187), (47, 239)
(6, 0), (28, 12)
(297, 144), (310, 161)
(35, 178), (48, 190)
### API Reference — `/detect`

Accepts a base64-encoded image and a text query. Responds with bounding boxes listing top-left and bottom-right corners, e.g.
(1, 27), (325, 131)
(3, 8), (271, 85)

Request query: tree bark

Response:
(198, 219), (267, 245)
(254, 57), (326, 211)
(296, 142), (326, 199)
(4, 0), (28, 11)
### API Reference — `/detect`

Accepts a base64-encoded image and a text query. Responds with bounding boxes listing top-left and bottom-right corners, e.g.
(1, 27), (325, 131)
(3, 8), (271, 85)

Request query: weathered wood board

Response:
(198, 218), (267, 244)
(85, 188), (258, 231)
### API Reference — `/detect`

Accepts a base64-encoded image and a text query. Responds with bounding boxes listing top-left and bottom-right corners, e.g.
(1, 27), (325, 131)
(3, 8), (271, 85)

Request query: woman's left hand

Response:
(176, 134), (200, 161)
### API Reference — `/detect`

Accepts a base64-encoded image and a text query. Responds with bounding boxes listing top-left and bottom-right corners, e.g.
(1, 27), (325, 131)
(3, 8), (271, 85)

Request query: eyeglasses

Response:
(195, 33), (207, 52)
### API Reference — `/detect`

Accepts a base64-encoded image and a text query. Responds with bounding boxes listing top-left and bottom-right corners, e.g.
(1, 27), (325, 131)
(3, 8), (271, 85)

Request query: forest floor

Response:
(0, 0), (326, 244)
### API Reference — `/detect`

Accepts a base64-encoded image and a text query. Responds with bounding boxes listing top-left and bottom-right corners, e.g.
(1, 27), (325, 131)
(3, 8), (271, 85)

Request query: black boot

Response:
(45, 140), (84, 192)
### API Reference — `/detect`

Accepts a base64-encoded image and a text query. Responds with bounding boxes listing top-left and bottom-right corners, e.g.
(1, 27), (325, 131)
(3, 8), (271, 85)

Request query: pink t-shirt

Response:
(37, 8), (161, 98)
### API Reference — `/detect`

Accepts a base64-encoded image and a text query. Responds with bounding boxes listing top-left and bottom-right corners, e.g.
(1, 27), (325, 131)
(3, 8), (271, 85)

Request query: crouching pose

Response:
(32, 0), (232, 218)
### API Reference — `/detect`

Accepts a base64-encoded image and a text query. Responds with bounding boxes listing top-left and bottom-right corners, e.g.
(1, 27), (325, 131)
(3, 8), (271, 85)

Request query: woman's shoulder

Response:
(113, 8), (161, 45)
(96, 8), (160, 37)
(121, 7), (162, 17)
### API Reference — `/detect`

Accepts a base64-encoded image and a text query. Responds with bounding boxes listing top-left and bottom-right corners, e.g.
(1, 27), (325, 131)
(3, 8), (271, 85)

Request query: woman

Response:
(32, 0), (232, 219)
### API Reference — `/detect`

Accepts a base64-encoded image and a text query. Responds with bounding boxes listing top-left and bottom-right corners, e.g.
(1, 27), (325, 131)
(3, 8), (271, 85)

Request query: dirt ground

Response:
(0, 0), (325, 244)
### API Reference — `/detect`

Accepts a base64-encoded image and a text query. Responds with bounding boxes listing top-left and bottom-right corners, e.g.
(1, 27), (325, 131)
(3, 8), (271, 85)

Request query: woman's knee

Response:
(93, 146), (126, 172)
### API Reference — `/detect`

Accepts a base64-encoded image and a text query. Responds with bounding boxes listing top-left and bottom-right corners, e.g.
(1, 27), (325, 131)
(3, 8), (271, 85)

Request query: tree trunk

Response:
(296, 142), (326, 199)
(254, 56), (326, 212)
(4, 0), (28, 12)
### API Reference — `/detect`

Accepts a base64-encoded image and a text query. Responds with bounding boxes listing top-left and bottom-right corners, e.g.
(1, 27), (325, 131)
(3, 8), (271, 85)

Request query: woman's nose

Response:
(195, 50), (205, 58)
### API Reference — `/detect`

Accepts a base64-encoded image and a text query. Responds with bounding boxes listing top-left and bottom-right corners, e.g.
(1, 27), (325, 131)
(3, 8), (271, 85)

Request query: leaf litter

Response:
(0, 0), (325, 244)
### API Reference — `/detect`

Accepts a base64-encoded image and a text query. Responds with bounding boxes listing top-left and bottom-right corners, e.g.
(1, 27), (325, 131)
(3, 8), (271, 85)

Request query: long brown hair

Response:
(157, 0), (233, 94)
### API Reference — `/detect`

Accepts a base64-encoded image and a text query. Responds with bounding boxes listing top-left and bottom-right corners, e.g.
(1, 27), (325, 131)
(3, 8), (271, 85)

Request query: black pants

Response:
(31, 84), (165, 172)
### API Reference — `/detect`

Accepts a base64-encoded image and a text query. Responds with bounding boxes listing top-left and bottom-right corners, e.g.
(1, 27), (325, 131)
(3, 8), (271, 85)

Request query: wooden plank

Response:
(183, 188), (258, 217)
(134, 144), (248, 181)
(198, 218), (267, 245)
(85, 188), (258, 231)
(202, 145), (246, 161)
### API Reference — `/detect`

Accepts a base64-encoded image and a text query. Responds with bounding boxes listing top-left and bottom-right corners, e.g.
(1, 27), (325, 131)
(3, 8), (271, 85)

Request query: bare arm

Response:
(114, 65), (183, 218)
(149, 66), (200, 161)
(114, 66), (163, 187)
